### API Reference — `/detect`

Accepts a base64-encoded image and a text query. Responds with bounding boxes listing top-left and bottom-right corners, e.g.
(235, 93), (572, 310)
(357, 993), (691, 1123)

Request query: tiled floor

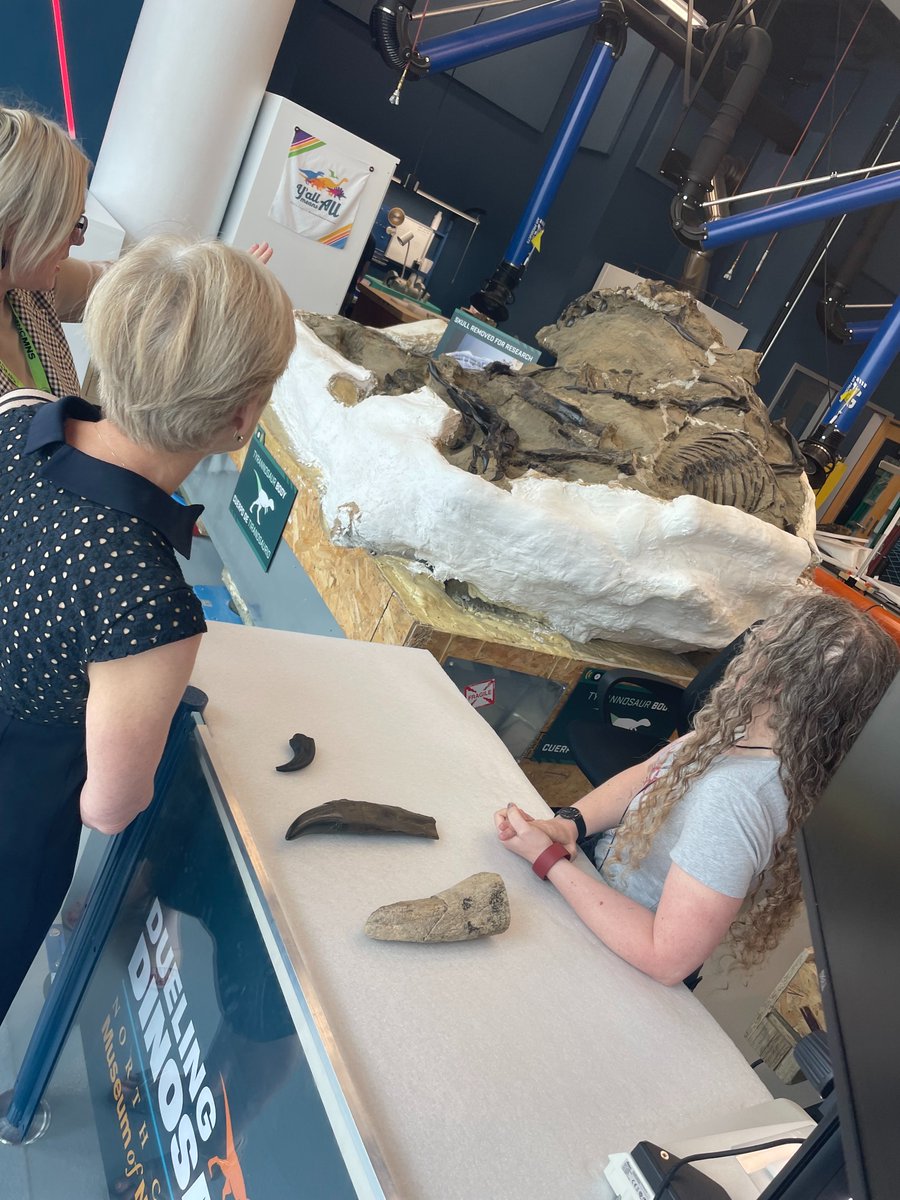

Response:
(0, 944), (108, 1198)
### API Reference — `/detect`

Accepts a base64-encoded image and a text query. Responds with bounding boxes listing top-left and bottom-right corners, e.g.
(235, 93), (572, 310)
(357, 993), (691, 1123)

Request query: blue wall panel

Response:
(0, 0), (143, 165)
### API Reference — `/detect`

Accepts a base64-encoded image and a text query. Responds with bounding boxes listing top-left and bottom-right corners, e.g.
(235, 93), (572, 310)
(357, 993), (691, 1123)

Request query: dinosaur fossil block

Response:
(364, 872), (510, 943)
(265, 284), (816, 651)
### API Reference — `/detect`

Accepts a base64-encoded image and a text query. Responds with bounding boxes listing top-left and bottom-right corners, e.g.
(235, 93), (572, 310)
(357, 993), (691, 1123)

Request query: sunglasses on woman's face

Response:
(72, 214), (88, 247)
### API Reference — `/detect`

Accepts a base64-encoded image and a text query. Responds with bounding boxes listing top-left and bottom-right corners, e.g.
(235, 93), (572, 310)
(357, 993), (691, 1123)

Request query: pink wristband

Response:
(532, 842), (569, 880)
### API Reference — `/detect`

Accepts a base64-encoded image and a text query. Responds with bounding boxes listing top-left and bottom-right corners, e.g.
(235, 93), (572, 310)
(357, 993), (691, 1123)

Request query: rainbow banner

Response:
(270, 126), (372, 251)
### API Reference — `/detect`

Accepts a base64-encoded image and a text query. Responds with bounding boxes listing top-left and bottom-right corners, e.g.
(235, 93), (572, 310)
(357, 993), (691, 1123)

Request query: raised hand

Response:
(248, 241), (274, 266)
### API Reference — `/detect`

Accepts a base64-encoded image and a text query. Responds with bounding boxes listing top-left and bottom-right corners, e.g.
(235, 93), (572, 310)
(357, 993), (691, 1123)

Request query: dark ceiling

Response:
(694, 0), (900, 81)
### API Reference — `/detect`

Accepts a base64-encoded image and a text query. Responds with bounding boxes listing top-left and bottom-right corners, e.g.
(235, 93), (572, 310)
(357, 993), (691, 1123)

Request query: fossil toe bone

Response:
(364, 872), (510, 942)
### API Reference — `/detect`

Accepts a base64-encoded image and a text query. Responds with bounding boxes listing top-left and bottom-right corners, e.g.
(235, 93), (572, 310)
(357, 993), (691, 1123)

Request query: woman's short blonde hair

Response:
(84, 236), (296, 451)
(0, 107), (88, 278)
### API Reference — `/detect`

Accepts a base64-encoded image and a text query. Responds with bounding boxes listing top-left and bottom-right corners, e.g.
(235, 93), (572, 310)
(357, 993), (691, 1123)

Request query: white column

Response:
(91, 0), (296, 240)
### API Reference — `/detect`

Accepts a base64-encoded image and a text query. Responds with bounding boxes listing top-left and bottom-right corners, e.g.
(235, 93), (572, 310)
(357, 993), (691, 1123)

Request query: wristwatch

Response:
(554, 806), (587, 843)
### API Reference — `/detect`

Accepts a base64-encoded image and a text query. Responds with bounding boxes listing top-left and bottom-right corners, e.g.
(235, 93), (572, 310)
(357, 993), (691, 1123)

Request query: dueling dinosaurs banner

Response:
(78, 742), (360, 1200)
(269, 126), (374, 250)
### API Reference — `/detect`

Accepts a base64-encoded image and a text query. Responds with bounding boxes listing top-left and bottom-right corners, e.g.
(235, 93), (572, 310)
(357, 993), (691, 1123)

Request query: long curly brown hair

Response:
(609, 592), (900, 969)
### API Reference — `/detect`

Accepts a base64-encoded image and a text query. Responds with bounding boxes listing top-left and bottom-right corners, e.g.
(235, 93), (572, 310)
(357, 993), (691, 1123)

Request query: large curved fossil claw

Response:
(285, 799), (439, 842)
(275, 733), (316, 773)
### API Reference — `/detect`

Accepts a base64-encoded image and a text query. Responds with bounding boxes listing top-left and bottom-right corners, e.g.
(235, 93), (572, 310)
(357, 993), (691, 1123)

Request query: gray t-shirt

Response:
(592, 755), (789, 911)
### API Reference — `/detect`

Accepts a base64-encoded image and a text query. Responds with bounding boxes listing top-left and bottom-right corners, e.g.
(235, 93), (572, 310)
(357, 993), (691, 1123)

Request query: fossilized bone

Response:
(275, 733), (316, 773)
(285, 800), (439, 841)
(364, 872), (510, 942)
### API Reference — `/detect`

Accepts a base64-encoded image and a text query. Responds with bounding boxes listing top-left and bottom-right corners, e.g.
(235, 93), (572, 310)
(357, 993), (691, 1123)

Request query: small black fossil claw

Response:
(275, 733), (316, 773)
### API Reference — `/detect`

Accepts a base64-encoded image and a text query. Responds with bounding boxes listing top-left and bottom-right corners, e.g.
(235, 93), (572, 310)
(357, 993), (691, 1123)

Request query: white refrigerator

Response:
(220, 93), (399, 314)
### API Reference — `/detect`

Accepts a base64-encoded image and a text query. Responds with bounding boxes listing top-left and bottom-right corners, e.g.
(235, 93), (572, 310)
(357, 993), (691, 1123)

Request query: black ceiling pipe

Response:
(817, 202), (897, 343)
(671, 21), (773, 245)
(620, 0), (800, 152)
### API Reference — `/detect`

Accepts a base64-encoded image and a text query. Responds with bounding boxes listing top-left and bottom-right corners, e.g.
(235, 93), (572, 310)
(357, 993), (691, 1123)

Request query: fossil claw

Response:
(285, 799), (438, 841)
(276, 733), (316, 773)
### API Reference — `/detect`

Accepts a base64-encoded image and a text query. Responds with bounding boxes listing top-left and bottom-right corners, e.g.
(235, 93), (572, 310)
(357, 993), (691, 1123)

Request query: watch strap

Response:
(532, 842), (569, 880)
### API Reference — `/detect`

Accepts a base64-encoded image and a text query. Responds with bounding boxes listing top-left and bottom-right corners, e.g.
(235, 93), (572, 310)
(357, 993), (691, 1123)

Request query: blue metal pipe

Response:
(847, 319), (881, 345)
(0, 705), (196, 1143)
(419, 0), (600, 73)
(823, 293), (900, 434)
(504, 40), (615, 265)
(703, 168), (900, 250)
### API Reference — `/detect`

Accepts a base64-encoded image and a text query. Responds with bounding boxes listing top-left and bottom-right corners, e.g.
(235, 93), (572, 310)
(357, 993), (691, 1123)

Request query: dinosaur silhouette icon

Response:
(609, 715), (652, 731)
(249, 470), (275, 522)
(207, 1076), (250, 1200)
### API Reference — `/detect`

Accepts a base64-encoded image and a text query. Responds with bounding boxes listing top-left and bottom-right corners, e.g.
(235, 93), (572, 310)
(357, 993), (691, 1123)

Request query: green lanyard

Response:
(0, 302), (52, 393)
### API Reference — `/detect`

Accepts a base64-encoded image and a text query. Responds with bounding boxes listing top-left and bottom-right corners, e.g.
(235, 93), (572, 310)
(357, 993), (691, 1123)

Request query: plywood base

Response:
(746, 948), (824, 1084)
(520, 760), (594, 809)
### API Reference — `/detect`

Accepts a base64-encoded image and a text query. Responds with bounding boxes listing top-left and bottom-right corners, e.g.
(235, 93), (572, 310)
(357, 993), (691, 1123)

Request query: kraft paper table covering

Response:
(193, 623), (771, 1200)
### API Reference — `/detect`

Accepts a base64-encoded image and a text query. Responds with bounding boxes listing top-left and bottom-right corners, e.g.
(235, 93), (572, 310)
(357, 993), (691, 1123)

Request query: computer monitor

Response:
(760, 673), (900, 1200)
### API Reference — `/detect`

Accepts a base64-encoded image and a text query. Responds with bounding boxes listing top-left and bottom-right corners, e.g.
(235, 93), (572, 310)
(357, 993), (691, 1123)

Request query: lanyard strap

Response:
(0, 303), (52, 394)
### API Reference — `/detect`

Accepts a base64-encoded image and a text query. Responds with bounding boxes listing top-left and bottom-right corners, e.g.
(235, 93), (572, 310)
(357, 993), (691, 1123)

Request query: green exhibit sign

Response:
(230, 430), (297, 571)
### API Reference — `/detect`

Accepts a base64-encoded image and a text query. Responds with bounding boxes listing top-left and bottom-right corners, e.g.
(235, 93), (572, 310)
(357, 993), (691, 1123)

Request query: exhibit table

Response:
(186, 623), (771, 1198)
(2, 622), (772, 1198)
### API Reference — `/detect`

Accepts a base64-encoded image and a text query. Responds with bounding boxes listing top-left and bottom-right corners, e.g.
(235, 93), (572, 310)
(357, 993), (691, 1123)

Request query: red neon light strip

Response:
(51, 0), (77, 138)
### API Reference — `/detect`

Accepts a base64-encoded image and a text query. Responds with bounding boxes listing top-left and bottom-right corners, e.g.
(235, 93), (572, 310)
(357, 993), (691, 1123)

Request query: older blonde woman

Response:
(0, 235), (296, 1026)
(0, 106), (101, 395)
(0, 106), (272, 399)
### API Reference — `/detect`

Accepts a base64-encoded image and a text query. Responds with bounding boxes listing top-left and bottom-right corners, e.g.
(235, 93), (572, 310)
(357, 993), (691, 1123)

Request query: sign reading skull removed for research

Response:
(229, 430), (297, 571)
(269, 126), (373, 250)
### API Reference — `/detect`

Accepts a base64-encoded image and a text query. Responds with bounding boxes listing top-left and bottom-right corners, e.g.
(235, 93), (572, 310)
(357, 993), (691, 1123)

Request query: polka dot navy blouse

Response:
(0, 396), (207, 725)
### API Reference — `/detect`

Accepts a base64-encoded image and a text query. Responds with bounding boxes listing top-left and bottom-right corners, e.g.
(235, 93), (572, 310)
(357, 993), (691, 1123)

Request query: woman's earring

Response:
(235, 432), (244, 444)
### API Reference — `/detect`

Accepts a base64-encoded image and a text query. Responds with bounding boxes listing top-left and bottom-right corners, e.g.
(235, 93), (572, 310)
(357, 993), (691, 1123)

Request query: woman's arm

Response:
(570, 745), (681, 835)
(55, 258), (108, 322)
(544, 855), (742, 985)
(497, 740), (685, 859)
(81, 635), (202, 834)
(497, 803), (741, 985)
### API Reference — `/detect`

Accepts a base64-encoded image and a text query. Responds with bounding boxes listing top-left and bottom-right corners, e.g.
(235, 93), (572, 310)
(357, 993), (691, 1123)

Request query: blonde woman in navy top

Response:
(0, 236), (296, 1025)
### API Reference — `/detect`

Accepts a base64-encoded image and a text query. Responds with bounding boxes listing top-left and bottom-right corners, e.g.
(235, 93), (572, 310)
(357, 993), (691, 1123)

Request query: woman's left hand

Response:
(248, 241), (273, 265)
(494, 803), (553, 865)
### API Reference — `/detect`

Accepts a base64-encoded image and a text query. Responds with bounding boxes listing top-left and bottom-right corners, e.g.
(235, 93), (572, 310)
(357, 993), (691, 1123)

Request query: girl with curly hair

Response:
(495, 592), (899, 984)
